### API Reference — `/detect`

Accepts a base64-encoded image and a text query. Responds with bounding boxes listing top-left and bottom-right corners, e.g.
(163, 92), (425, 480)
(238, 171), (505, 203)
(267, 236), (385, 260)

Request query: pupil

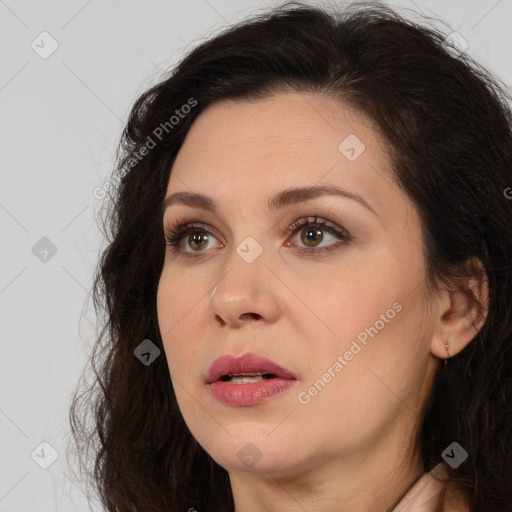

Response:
(190, 232), (207, 250)
(303, 228), (322, 247)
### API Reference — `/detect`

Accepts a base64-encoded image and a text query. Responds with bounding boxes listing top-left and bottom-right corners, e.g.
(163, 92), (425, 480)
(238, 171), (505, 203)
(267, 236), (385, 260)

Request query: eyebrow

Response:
(161, 184), (379, 218)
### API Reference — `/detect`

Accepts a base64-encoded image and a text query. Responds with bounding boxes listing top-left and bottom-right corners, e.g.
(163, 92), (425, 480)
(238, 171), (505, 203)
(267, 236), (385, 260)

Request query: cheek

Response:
(295, 314), (423, 453)
(297, 275), (426, 402)
(156, 272), (199, 376)
(305, 273), (394, 346)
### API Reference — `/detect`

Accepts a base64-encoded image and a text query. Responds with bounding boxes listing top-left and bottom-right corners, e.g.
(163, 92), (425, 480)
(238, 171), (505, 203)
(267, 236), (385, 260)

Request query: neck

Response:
(228, 438), (424, 512)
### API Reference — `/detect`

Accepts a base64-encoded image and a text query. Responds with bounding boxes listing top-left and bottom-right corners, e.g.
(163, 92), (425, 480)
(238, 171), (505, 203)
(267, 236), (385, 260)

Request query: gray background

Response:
(0, 0), (510, 510)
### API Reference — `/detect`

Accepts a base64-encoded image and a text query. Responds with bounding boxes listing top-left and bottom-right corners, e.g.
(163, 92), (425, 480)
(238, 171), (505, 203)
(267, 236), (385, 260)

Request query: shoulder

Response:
(394, 463), (471, 512)
(444, 484), (471, 512)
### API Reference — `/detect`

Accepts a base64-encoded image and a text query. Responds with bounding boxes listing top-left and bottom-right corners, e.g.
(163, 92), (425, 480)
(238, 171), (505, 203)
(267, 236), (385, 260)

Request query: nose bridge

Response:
(220, 206), (270, 270)
(208, 231), (277, 325)
(215, 231), (268, 294)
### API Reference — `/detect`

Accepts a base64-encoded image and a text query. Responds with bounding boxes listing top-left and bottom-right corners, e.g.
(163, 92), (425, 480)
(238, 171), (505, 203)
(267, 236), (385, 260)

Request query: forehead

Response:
(174, 91), (377, 159)
(165, 91), (398, 219)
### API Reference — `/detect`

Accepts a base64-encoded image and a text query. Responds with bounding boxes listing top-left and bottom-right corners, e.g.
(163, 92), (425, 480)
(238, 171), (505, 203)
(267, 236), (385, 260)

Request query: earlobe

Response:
(430, 259), (489, 361)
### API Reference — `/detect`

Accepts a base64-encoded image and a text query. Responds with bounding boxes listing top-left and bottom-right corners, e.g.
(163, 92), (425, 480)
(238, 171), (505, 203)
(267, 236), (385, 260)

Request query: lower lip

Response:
(209, 378), (297, 406)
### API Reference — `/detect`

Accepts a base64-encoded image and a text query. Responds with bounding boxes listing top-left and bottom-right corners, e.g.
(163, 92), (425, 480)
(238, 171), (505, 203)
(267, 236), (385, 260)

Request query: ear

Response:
(430, 258), (489, 361)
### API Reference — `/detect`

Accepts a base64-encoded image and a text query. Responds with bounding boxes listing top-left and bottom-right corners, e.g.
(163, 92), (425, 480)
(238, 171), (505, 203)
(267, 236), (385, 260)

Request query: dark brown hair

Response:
(68, 1), (512, 511)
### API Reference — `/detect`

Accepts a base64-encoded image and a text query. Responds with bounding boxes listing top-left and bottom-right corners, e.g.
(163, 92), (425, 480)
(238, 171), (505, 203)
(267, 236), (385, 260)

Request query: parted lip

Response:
(206, 352), (297, 384)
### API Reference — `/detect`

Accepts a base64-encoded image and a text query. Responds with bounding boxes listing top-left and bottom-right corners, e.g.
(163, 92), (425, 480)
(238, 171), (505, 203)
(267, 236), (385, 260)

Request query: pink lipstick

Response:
(206, 352), (298, 406)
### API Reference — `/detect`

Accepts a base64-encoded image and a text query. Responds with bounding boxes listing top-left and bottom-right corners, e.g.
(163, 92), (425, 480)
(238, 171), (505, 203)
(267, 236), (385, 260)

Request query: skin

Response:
(156, 91), (487, 512)
(396, 463), (471, 511)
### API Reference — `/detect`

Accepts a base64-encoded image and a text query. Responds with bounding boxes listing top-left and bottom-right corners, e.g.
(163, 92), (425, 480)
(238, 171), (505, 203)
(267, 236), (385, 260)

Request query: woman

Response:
(69, 1), (512, 511)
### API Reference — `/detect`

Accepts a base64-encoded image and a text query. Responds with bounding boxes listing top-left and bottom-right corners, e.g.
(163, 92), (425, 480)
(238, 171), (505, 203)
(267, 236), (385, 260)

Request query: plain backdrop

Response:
(0, 0), (510, 510)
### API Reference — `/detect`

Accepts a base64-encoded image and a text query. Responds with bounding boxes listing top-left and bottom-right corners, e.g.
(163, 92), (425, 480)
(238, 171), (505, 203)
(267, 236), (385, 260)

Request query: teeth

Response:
(229, 375), (267, 384)
(219, 372), (276, 384)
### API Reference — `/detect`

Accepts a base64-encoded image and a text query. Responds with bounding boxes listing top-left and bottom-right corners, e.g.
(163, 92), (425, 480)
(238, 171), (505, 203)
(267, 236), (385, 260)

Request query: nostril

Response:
(215, 314), (226, 326)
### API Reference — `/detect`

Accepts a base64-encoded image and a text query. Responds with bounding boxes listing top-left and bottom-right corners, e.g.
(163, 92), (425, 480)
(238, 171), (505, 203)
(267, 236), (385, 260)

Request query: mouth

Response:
(206, 353), (298, 407)
(206, 352), (297, 384)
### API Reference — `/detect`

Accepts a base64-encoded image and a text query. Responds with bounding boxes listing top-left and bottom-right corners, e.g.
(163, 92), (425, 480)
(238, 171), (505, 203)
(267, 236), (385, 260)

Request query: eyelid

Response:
(287, 215), (349, 236)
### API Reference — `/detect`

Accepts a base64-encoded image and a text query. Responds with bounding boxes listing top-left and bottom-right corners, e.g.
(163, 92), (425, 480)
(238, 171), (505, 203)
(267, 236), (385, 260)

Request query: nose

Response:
(208, 249), (281, 328)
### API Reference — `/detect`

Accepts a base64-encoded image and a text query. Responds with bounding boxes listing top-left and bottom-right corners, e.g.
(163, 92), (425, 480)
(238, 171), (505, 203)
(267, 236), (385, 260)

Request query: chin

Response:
(197, 431), (308, 476)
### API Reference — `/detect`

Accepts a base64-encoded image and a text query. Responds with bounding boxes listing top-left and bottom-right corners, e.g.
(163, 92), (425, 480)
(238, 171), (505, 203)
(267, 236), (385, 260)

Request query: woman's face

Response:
(157, 91), (441, 477)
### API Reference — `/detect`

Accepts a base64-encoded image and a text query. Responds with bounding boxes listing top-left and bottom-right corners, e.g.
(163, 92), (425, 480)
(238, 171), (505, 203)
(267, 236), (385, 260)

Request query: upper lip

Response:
(206, 352), (297, 384)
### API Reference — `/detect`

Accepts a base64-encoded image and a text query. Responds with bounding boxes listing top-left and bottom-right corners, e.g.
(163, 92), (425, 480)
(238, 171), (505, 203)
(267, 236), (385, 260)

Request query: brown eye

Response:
(300, 227), (324, 247)
(164, 215), (352, 260)
(164, 223), (222, 258)
(287, 215), (352, 254)
(186, 231), (210, 251)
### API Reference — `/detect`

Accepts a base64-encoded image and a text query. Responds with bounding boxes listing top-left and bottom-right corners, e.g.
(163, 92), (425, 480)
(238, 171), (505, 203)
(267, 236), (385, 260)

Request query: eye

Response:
(164, 215), (352, 259)
(285, 215), (352, 255)
(164, 222), (221, 258)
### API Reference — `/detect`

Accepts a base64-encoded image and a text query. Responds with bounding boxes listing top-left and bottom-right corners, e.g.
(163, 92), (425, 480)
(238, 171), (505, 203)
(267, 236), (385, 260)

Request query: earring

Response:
(445, 343), (449, 365)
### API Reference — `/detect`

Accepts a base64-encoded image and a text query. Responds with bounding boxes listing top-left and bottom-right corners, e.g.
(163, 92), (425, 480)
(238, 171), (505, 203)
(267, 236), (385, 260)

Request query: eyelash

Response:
(163, 215), (353, 260)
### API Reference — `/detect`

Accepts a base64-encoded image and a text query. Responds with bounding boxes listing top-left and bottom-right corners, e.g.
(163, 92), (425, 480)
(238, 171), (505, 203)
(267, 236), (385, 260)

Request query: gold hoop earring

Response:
(445, 343), (449, 365)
